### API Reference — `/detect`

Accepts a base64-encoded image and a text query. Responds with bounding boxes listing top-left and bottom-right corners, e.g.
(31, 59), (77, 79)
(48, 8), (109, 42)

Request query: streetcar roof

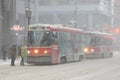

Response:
(29, 23), (51, 27)
(84, 31), (112, 36)
(29, 23), (83, 33)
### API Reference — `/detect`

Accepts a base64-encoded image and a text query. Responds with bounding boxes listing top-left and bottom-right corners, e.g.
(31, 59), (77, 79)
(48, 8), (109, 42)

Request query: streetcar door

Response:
(51, 31), (59, 64)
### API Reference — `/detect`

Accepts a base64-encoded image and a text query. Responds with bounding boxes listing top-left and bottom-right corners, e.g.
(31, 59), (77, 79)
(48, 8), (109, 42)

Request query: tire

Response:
(78, 55), (83, 62)
(110, 53), (113, 57)
(60, 57), (66, 63)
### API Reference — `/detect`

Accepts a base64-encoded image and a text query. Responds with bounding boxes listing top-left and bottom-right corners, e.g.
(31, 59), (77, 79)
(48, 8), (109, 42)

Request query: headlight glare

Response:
(44, 50), (48, 54)
(34, 49), (38, 54)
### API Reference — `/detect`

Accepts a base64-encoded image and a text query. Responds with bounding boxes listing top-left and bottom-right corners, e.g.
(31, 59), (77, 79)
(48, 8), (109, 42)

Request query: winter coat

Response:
(20, 46), (26, 57)
(10, 45), (17, 58)
(1, 45), (7, 53)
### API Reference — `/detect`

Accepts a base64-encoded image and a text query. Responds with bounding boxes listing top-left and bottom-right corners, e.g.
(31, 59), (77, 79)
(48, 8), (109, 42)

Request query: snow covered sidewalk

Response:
(0, 59), (11, 65)
(0, 57), (21, 65)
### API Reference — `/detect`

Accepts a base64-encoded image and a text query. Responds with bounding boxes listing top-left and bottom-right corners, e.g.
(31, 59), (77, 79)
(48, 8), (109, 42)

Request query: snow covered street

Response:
(0, 51), (120, 80)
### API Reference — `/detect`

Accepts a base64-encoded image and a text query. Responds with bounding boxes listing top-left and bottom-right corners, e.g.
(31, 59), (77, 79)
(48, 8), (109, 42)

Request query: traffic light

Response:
(114, 27), (120, 34)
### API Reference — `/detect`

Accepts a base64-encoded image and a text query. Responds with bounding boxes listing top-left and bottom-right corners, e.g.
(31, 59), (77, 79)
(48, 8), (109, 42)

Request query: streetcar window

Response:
(27, 31), (58, 47)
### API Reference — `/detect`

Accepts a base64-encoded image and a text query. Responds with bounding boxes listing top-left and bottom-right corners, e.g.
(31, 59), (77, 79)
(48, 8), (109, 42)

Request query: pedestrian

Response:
(20, 45), (26, 66)
(1, 44), (7, 61)
(10, 44), (17, 66)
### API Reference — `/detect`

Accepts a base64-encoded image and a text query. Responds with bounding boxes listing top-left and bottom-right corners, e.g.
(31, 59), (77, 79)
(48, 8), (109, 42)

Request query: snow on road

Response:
(0, 60), (10, 65)
(69, 51), (120, 80)
(0, 58), (20, 65)
(0, 51), (120, 80)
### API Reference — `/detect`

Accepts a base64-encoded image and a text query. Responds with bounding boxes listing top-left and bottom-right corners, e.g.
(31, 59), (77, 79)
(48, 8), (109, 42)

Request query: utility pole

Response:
(24, 0), (32, 45)
(74, 2), (78, 28)
(111, 0), (114, 29)
(110, 0), (116, 50)
(25, 0), (32, 29)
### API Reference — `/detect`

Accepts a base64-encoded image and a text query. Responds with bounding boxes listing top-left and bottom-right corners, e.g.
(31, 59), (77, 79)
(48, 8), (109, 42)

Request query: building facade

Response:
(37, 0), (113, 31)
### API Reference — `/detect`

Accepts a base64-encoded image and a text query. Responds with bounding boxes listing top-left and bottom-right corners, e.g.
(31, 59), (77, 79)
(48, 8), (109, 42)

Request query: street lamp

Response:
(25, 7), (32, 29)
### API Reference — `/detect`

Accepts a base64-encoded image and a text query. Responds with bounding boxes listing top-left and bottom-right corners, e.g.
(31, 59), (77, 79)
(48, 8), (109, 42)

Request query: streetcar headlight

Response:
(84, 48), (88, 53)
(91, 49), (94, 52)
(34, 49), (38, 54)
(44, 50), (48, 54)
(27, 51), (30, 54)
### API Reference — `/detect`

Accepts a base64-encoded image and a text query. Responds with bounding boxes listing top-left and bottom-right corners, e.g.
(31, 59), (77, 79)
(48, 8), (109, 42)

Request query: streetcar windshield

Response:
(84, 35), (99, 46)
(84, 34), (112, 47)
(27, 31), (57, 47)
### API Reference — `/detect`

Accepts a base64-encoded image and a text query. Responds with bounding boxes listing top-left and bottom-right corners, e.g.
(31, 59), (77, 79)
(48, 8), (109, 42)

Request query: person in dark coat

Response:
(10, 45), (17, 66)
(1, 44), (7, 61)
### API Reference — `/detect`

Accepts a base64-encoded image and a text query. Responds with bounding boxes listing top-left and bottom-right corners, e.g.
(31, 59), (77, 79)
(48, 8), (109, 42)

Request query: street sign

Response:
(10, 25), (24, 31)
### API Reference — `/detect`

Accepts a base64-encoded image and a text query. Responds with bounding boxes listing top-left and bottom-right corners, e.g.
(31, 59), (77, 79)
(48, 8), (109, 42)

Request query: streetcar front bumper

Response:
(27, 56), (52, 64)
(84, 53), (103, 59)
